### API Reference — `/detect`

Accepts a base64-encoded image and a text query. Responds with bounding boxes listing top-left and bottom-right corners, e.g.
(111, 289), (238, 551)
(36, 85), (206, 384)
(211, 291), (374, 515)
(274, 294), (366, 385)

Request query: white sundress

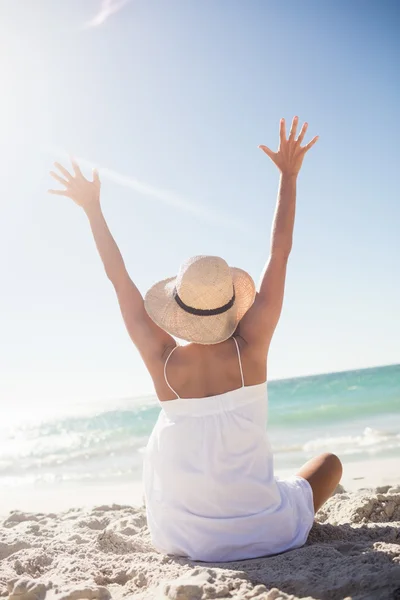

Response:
(143, 339), (315, 562)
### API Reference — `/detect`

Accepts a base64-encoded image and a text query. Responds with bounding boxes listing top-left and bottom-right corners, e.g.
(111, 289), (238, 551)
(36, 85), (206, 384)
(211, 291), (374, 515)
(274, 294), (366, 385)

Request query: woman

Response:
(50, 117), (342, 562)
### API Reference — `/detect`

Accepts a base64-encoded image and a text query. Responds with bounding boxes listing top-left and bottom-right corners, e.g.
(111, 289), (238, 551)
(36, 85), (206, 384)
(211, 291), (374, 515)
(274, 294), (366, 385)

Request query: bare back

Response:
(152, 332), (268, 402)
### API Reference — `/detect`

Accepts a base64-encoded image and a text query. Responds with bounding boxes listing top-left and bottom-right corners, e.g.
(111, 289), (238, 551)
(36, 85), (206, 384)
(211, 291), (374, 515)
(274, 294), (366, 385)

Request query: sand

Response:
(1, 482), (400, 600)
(3, 457), (400, 516)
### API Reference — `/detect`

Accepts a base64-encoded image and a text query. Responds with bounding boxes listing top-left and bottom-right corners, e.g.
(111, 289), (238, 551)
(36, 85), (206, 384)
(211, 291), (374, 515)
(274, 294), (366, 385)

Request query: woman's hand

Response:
(49, 159), (101, 213)
(259, 117), (318, 177)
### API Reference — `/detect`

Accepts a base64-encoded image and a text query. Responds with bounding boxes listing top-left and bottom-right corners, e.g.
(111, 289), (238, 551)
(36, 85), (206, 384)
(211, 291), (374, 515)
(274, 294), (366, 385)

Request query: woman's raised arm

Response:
(49, 160), (175, 362)
(239, 117), (318, 354)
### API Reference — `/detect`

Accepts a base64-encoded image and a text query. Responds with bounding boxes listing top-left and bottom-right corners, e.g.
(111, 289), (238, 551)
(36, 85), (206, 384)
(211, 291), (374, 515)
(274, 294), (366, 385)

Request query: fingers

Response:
(303, 135), (319, 152)
(71, 158), (83, 178)
(54, 162), (72, 181)
(48, 189), (70, 196)
(297, 122), (308, 145)
(92, 168), (100, 185)
(288, 116), (298, 141)
(49, 171), (69, 187)
(258, 145), (276, 160)
(279, 118), (286, 143)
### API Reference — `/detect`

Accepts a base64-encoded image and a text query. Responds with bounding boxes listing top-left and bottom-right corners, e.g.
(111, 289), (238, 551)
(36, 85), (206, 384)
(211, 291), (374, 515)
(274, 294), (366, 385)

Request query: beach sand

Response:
(2, 457), (399, 516)
(1, 463), (400, 600)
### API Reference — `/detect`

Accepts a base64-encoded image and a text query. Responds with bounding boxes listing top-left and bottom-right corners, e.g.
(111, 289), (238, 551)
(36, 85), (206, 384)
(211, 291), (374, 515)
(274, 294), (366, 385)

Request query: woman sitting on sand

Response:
(50, 116), (343, 562)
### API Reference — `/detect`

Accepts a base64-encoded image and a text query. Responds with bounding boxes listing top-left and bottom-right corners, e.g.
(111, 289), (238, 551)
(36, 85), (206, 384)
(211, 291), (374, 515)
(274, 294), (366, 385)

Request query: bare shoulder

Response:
(233, 330), (269, 385)
(238, 253), (289, 353)
(145, 342), (179, 398)
(236, 293), (274, 354)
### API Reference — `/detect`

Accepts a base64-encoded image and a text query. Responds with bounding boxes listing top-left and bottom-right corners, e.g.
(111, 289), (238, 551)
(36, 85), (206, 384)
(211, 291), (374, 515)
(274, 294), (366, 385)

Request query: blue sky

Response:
(0, 0), (399, 408)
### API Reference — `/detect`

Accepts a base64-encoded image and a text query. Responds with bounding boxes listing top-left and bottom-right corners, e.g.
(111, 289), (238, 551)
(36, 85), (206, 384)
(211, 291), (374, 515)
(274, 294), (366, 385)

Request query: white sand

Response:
(2, 457), (399, 516)
(1, 474), (400, 599)
(0, 482), (145, 516)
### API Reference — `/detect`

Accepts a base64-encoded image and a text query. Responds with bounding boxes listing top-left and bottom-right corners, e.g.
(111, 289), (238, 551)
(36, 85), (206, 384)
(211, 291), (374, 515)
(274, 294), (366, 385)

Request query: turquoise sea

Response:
(1, 364), (399, 492)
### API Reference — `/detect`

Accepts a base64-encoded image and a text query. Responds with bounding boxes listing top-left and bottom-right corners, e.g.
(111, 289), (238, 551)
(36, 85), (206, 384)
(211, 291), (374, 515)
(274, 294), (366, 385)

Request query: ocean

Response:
(1, 364), (399, 494)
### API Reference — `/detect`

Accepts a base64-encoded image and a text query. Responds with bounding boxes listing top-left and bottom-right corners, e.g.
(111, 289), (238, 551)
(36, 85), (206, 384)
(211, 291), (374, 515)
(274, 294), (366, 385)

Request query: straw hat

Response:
(144, 255), (256, 345)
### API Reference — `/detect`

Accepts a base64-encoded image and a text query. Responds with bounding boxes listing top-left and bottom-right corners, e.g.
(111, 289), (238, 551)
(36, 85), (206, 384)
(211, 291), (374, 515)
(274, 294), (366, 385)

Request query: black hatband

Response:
(173, 287), (235, 316)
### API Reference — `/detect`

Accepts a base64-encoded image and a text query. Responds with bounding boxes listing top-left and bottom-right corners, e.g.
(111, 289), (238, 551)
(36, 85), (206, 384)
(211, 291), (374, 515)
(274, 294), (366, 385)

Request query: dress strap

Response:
(164, 345), (180, 399)
(232, 337), (245, 387)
